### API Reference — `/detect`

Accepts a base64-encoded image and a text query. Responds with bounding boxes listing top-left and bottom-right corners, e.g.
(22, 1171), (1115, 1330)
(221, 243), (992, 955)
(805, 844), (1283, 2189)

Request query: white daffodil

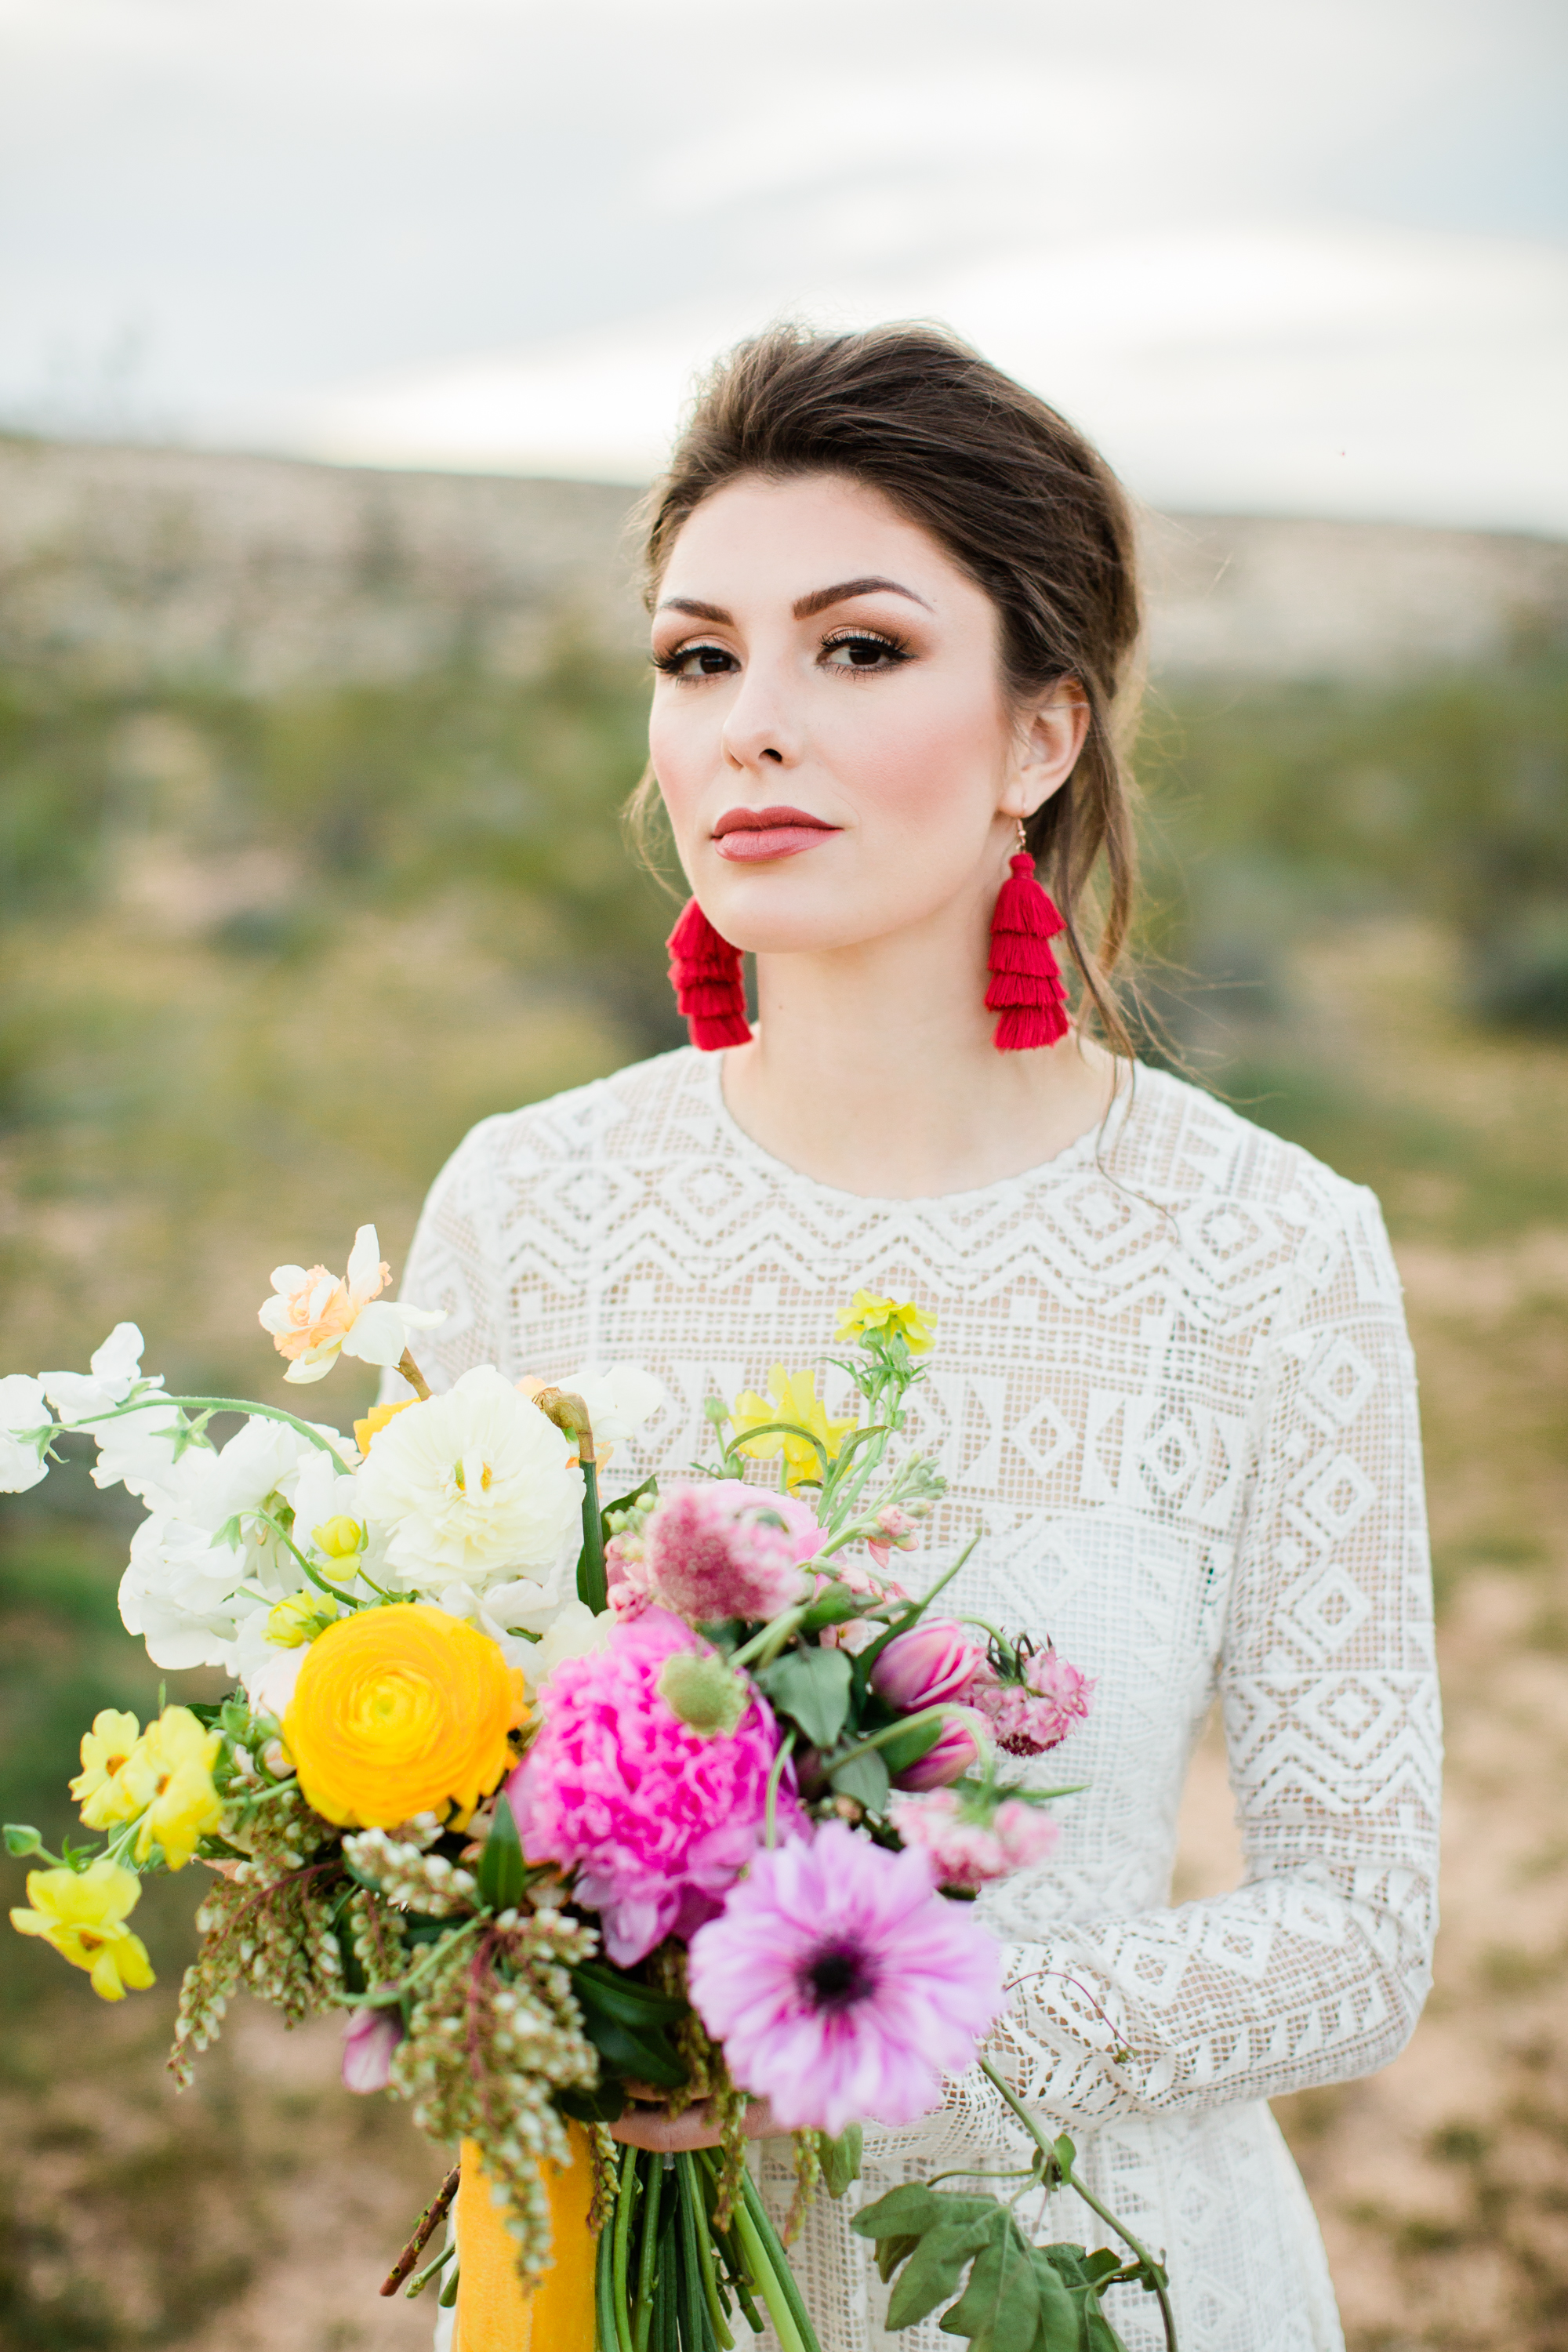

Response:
(356, 1364), (583, 1595)
(257, 1224), (445, 1385)
(0, 1374), (52, 1494)
(39, 1323), (158, 1428)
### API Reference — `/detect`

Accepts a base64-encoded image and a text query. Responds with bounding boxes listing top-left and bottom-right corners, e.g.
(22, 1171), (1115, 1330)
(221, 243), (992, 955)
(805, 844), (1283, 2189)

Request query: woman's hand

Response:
(609, 2096), (776, 2151)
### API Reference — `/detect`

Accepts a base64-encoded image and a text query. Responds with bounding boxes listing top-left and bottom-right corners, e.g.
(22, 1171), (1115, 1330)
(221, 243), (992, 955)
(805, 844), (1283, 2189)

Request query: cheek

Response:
(647, 693), (711, 837)
(844, 672), (1005, 838)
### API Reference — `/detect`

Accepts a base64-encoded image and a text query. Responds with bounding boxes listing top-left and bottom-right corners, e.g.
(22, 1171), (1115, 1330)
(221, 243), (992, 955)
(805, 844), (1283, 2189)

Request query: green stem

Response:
(677, 2155), (733, 2351)
(763, 1730), (797, 1851)
(976, 2058), (1177, 2352)
(612, 2140), (639, 2352)
(736, 2173), (820, 2352)
(827, 1704), (965, 1773)
(852, 1533), (982, 1681)
(579, 1456), (608, 1612)
(405, 2239), (455, 2299)
(729, 2200), (810, 2352)
(633, 2150), (666, 2352)
(74, 1393), (349, 1458)
(596, 2200), (619, 2350)
(730, 1606), (810, 1672)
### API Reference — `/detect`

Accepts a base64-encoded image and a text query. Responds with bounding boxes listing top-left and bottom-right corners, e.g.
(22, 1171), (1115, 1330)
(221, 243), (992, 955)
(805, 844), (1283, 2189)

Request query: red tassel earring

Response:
(985, 834), (1071, 1051)
(666, 898), (753, 1050)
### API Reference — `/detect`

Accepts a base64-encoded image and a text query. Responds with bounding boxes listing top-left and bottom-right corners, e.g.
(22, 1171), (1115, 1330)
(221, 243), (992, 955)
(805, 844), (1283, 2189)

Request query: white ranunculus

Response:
(560, 1366), (666, 1448)
(39, 1323), (157, 1427)
(0, 1374), (52, 1494)
(356, 1365), (583, 1595)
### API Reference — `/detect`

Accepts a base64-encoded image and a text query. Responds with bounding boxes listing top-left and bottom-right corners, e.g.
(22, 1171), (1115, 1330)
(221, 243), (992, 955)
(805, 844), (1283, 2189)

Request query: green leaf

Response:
(575, 2006), (688, 2089)
(819, 2123), (862, 2198)
(557, 2081), (630, 2125)
(475, 1795), (525, 1912)
(799, 1581), (865, 1632)
(887, 2216), (1000, 2331)
(1081, 2251), (1122, 2286)
(938, 2222), (1044, 2352)
(876, 2233), (922, 2288)
(853, 2183), (998, 2240)
(829, 1748), (891, 1810)
(572, 1959), (688, 2027)
(756, 1646), (854, 1750)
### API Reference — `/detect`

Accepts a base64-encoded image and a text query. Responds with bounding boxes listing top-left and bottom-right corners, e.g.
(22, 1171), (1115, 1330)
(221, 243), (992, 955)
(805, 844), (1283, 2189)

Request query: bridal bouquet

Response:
(3, 1233), (1175, 2352)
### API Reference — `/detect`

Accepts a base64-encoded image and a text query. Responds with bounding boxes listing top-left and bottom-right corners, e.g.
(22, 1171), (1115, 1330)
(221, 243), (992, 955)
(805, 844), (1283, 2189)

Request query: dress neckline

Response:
(700, 1048), (1147, 1212)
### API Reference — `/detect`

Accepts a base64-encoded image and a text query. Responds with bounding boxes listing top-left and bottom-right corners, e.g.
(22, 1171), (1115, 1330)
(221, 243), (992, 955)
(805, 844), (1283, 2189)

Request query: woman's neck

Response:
(716, 903), (1120, 1200)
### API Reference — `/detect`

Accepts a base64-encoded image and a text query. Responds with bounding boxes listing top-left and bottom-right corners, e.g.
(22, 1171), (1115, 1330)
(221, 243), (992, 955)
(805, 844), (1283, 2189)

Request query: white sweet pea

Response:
(39, 1323), (158, 1427)
(258, 1224), (445, 1385)
(356, 1365), (583, 1595)
(234, 1608), (310, 1721)
(558, 1366), (666, 1448)
(0, 1374), (52, 1494)
(89, 1406), (191, 1508)
(528, 1599), (611, 1693)
(117, 1414), (351, 1671)
(433, 1581), (539, 1675)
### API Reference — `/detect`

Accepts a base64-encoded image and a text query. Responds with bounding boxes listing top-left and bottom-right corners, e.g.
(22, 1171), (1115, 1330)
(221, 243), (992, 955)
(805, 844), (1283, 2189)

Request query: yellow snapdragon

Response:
(10, 1859), (155, 2001)
(730, 1364), (857, 1494)
(69, 1708), (143, 1831)
(834, 1291), (938, 1355)
(119, 1705), (223, 1871)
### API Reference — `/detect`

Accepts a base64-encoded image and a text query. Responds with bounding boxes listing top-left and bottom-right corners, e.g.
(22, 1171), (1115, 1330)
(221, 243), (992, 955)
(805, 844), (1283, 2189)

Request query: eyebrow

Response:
(655, 576), (933, 626)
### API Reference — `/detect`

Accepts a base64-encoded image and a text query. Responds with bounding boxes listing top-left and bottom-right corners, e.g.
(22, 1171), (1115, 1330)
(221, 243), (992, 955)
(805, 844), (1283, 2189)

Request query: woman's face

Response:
(648, 471), (1086, 955)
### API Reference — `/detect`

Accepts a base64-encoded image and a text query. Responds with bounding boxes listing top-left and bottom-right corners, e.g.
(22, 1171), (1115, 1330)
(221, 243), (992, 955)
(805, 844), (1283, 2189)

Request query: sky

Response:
(2, 0), (1565, 528)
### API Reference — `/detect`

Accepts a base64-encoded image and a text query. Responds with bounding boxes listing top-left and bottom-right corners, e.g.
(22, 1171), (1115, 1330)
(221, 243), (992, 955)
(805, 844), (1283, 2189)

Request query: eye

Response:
(821, 631), (909, 673)
(654, 641), (737, 679)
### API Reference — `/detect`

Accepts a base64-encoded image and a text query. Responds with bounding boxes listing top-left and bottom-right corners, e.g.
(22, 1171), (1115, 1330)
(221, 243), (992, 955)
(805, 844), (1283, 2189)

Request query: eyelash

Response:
(651, 628), (912, 680)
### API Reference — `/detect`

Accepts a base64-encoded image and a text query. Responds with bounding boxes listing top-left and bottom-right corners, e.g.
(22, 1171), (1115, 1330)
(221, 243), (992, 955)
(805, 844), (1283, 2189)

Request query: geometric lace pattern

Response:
(400, 1049), (1441, 2352)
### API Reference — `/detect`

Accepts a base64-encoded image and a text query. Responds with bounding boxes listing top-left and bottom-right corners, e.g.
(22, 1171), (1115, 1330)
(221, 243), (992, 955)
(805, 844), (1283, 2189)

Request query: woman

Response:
(404, 325), (1440, 2352)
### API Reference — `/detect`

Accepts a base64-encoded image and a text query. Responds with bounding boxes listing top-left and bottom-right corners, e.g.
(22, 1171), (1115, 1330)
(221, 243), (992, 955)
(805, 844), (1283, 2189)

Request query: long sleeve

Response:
(866, 1183), (1442, 2163)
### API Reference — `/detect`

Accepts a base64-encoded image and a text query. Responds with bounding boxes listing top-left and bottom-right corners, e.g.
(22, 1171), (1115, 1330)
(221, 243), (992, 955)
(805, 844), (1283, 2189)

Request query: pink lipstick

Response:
(712, 804), (840, 862)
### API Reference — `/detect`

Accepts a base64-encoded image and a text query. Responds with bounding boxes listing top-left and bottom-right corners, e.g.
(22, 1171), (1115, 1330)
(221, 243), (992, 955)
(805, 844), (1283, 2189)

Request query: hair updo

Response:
(634, 321), (1144, 1056)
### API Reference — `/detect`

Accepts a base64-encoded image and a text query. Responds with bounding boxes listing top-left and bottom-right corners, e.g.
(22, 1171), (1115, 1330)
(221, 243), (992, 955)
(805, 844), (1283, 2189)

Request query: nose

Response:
(719, 655), (802, 773)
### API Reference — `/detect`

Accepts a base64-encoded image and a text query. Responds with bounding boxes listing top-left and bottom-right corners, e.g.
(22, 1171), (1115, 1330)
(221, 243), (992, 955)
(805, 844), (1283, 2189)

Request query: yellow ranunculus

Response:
(730, 1364), (858, 1494)
(282, 1603), (527, 1830)
(121, 1706), (224, 1871)
(70, 1708), (143, 1830)
(834, 1290), (938, 1355)
(10, 1858), (155, 2001)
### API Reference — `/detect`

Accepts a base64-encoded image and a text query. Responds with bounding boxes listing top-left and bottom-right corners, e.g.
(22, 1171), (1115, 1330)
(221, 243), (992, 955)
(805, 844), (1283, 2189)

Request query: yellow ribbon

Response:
(453, 2127), (598, 2352)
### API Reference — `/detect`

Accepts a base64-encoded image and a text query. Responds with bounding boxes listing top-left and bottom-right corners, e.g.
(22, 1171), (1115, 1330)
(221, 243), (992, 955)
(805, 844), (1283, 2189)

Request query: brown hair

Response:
(632, 321), (1144, 1056)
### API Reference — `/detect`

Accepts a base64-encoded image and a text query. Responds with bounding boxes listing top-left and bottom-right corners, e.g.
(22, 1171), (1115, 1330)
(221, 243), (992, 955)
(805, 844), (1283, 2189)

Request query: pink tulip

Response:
(342, 2005), (403, 2093)
(869, 1618), (985, 1712)
(894, 1713), (983, 1791)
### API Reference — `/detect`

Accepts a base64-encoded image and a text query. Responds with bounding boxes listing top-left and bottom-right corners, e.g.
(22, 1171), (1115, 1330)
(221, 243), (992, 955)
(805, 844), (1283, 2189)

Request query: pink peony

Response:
(687, 1821), (1004, 2138)
(869, 1618), (985, 1713)
(973, 1647), (1094, 1756)
(604, 1528), (654, 1619)
(640, 1479), (826, 1624)
(342, 2005), (402, 2092)
(889, 1789), (1059, 1892)
(505, 1608), (802, 1965)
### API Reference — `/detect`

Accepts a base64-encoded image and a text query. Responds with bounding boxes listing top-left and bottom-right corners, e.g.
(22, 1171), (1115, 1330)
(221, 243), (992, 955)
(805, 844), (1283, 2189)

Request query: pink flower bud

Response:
(869, 1618), (985, 1712)
(342, 2005), (403, 2093)
(894, 1713), (983, 1791)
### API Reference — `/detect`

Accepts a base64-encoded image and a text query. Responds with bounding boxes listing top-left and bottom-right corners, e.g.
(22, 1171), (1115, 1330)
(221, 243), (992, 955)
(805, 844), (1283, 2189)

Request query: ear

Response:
(999, 679), (1091, 823)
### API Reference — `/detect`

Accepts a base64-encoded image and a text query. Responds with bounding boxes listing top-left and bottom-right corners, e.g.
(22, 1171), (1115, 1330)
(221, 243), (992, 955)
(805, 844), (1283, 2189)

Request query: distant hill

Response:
(2, 434), (1564, 693)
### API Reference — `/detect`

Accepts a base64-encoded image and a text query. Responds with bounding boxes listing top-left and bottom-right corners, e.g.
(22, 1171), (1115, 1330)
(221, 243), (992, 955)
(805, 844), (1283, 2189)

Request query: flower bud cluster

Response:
(342, 1829), (477, 1916)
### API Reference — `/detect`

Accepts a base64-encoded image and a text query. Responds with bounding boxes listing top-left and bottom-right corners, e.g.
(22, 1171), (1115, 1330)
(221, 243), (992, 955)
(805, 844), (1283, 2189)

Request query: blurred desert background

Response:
(1, 430), (1566, 2352)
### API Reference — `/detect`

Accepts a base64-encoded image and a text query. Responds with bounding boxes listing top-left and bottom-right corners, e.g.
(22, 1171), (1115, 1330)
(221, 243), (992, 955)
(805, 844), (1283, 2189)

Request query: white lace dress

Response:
(401, 1047), (1440, 2352)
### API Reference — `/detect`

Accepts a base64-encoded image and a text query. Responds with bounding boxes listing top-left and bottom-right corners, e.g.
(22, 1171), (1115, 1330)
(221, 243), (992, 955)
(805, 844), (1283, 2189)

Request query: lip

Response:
(712, 804), (841, 863)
